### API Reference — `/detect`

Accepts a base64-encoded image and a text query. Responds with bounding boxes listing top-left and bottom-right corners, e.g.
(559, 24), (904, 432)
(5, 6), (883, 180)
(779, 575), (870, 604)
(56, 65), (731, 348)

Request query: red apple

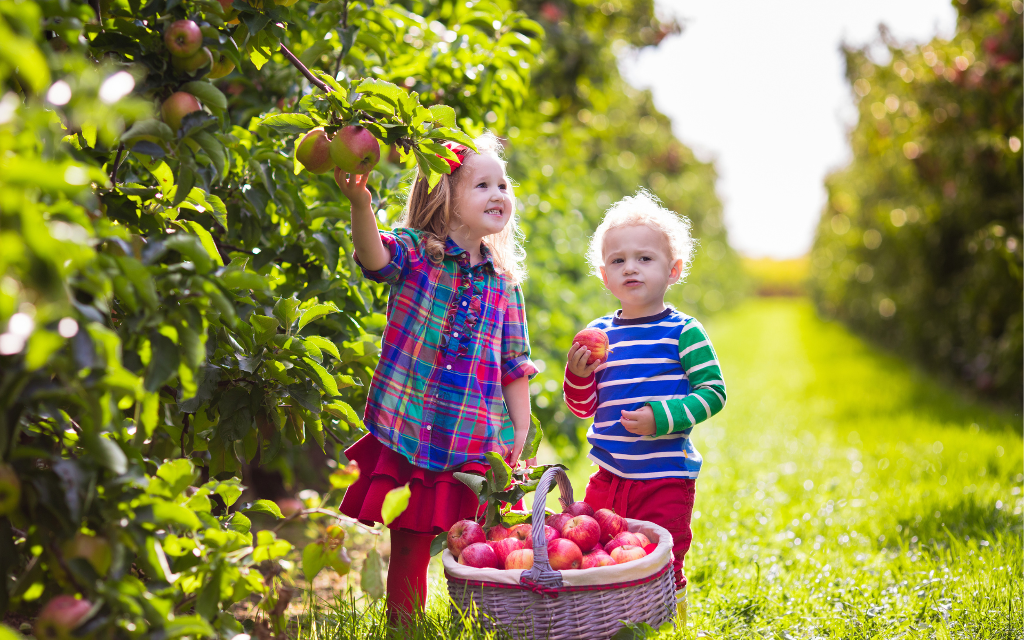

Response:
(329, 125), (380, 174)
(488, 537), (524, 568)
(63, 533), (112, 576)
(611, 544), (647, 564)
(0, 463), (20, 516)
(486, 523), (511, 542)
(573, 328), (610, 364)
(543, 525), (560, 544)
(34, 595), (92, 640)
(634, 532), (651, 547)
(295, 128), (335, 174)
(164, 19), (203, 58)
(172, 47), (212, 74)
(546, 512), (572, 533)
(561, 515), (600, 552)
(504, 547), (533, 570)
(161, 91), (202, 133)
(458, 542), (500, 569)
(447, 519), (485, 559)
(508, 523), (532, 541)
(565, 501), (595, 518)
(643, 543), (658, 555)
(546, 538), (583, 571)
(594, 508), (628, 544)
(612, 531), (643, 547)
(581, 550), (616, 569)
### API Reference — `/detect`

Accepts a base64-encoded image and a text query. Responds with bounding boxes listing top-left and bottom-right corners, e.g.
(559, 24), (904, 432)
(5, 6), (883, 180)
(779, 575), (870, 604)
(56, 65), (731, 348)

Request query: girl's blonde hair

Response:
(586, 190), (695, 283)
(399, 132), (527, 283)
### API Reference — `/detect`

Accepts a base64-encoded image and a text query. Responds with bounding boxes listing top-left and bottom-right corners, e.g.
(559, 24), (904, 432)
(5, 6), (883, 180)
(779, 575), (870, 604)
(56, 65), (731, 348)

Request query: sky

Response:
(621, 1), (959, 259)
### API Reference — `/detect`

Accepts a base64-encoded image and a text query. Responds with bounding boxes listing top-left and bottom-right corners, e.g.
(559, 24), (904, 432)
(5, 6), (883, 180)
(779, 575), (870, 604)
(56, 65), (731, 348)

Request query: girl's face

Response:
(451, 153), (513, 241)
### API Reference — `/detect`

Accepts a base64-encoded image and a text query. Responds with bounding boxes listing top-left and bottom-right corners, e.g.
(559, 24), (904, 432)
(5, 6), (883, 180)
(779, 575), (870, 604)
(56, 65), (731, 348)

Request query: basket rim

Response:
(445, 560), (672, 595)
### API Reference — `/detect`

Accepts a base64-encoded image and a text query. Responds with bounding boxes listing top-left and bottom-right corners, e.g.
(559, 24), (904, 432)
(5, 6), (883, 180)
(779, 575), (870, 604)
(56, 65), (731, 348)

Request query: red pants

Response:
(584, 466), (695, 590)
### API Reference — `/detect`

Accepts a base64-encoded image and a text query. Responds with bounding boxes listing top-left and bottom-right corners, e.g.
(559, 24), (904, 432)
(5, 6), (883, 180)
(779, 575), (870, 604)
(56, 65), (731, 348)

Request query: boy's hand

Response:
(334, 168), (372, 210)
(567, 343), (601, 378)
(621, 406), (656, 436)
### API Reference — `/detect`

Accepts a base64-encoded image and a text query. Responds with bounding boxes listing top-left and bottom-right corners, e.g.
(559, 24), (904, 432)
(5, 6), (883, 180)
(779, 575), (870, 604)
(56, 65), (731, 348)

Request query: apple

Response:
(508, 523), (532, 542)
(547, 538), (583, 570)
(34, 595), (92, 640)
(643, 543), (658, 555)
(488, 537), (523, 568)
(594, 508), (628, 544)
(561, 515), (600, 552)
(605, 531), (642, 556)
(610, 544), (647, 564)
(573, 328), (610, 364)
(0, 463), (20, 516)
(276, 497), (304, 518)
(164, 20), (203, 58)
(63, 533), (112, 576)
(208, 55), (235, 79)
(172, 47), (212, 74)
(543, 525), (560, 544)
(581, 550), (616, 569)
(565, 501), (595, 518)
(295, 128), (335, 174)
(447, 519), (485, 559)
(161, 91), (202, 133)
(546, 512), (572, 533)
(634, 532), (651, 547)
(486, 523), (512, 542)
(504, 547), (533, 570)
(329, 125), (380, 174)
(458, 542), (499, 569)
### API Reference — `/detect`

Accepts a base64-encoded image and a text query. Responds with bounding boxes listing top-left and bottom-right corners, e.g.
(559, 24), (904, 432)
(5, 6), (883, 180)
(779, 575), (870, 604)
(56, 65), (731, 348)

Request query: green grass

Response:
(297, 298), (1023, 639)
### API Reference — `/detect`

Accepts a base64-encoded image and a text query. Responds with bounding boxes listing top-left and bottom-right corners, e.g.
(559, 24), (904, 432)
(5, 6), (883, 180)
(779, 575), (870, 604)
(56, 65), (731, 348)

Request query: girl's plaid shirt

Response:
(356, 228), (538, 471)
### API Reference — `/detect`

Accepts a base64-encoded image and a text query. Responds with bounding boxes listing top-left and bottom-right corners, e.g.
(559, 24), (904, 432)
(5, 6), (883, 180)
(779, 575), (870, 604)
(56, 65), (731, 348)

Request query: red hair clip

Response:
(439, 141), (470, 173)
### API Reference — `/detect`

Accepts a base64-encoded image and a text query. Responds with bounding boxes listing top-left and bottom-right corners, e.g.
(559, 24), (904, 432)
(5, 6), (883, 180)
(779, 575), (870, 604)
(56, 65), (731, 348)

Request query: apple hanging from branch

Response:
(161, 91), (202, 133)
(295, 128), (335, 174)
(164, 20), (203, 58)
(329, 125), (380, 175)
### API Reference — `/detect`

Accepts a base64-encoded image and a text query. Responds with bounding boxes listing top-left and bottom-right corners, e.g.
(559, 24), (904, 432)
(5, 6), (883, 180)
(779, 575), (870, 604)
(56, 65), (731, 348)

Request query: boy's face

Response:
(599, 224), (683, 312)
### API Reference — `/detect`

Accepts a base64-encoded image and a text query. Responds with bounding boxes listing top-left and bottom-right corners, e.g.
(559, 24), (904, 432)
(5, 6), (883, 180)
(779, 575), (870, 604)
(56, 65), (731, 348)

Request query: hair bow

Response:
(438, 141), (470, 173)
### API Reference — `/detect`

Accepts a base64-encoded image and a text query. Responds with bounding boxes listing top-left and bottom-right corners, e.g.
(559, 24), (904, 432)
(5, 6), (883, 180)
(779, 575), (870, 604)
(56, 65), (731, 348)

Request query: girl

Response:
(335, 133), (536, 621)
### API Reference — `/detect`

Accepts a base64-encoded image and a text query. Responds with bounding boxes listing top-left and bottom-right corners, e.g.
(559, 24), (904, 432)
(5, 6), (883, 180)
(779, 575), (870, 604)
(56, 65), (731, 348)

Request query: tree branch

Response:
(279, 44), (333, 93)
(110, 143), (125, 184)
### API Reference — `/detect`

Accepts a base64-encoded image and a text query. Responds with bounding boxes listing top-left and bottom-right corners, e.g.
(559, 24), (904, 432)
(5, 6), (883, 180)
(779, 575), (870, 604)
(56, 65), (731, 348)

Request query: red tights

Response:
(386, 529), (434, 622)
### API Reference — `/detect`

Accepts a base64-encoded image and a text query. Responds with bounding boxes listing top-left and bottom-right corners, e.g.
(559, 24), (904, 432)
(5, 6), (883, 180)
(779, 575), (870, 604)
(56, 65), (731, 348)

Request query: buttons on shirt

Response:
(453, 332), (459, 338)
(462, 301), (467, 307)
(426, 425), (432, 431)
(446, 365), (451, 370)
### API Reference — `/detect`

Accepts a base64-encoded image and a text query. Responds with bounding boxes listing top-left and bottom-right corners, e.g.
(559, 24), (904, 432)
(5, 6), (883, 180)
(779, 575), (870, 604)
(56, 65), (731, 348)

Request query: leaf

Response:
(250, 314), (279, 345)
(183, 187), (229, 229)
(257, 113), (316, 134)
(121, 119), (174, 143)
(171, 162), (195, 207)
(328, 461), (360, 490)
(152, 501), (201, 530)
(145, 334), (180, 392)
(273, 296), (302, 328)
(304, 336), (340, 360)
(180, 221), (225, 267)
(303, 357), (339, 396)
(453, 472), (487, 497)
(324, 400), (364, 429)
(243, 499), (284, 518)
(85, 434), (129, 475)
(302, 542), (328, 583)
(522, 413), (544, 460)
(360, 549), (384, 600)
(164, 233), (213, 273)
(355, 78), (406, 104)
(297, 302), (340, 332)
(429, 532), (448, 557)
(427, 105), (457, 128)
(380, 484), (411, 526)
(153, 459), (197, 498)
(162, 615), (215, 639)
(193, 132), (228, 184)
(484, 451), (513, 491)
(181, 81), (228, 114)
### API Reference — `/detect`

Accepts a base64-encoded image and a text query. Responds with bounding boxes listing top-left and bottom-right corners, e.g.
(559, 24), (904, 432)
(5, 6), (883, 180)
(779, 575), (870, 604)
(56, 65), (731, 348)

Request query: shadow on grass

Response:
(891, 492), (1022, 547)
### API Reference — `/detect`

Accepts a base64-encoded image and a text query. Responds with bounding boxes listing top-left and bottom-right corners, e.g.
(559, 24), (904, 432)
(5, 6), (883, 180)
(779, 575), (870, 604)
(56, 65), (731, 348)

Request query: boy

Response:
(563, 191), (726, 623)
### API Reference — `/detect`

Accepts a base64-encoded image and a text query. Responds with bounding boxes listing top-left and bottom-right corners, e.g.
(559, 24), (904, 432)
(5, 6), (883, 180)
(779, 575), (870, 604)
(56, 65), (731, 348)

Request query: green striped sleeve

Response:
(649, 320), (727, 436)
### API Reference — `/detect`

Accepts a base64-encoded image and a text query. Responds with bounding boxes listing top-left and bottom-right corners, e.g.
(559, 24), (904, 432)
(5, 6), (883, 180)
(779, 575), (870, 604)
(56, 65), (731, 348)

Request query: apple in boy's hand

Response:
(329, 125), (380, 174)
(488, 537), (524, 568)
(565, 501), (595, 517)
(458, 542), (500, 569)
(611, 544), (647, 564)
(561, 515), (600, 551)
(546, 538), (583, 570)
(504, 548), (533, 570)
(448, 520), (485, 559)
(573, 328), (610, 364)
(594, 508), (628, 544)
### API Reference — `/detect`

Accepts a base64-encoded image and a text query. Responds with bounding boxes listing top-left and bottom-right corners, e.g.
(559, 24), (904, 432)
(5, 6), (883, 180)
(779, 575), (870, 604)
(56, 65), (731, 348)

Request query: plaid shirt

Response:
(356, 228), (538, 471)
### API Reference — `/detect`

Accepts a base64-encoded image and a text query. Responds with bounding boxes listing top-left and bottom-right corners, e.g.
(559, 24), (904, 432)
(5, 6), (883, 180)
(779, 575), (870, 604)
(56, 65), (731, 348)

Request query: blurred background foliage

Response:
(810, 0), (1023, 407)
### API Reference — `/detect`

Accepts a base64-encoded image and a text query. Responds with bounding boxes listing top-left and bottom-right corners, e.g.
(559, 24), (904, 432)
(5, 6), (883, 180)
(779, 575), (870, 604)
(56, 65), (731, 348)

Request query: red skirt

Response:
(339, 434), (488, 534)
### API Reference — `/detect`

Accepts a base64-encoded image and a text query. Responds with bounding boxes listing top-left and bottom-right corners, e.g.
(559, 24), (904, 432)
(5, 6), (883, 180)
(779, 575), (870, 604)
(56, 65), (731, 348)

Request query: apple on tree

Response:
(329, 125), (380, 174)
(171, 47), (213, 75)
(295, 128), (335, 174)
(160, 92), (202, 133)
(62, 532), (112, 576)
(34, 595), (92, 640)
(164, 20), (203, 58)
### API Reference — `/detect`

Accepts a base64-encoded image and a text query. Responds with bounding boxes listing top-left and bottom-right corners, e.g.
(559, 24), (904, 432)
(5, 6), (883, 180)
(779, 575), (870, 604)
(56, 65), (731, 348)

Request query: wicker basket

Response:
(443, 467), (676, 640)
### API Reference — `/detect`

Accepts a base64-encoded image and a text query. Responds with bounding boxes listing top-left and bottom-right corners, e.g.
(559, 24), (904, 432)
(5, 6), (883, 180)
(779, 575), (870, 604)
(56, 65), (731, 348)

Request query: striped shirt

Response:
(563, 307), (726, 479)
(357, 228), (537, 471)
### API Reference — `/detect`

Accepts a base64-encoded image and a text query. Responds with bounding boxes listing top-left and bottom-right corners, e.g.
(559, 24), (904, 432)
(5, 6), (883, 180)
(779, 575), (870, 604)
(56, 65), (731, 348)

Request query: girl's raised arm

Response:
(334, 169), (389, 271)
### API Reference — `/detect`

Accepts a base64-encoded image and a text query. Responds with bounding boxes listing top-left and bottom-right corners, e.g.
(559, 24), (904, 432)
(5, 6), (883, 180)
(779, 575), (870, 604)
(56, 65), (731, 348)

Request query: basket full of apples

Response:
(442, 467), (676, 640)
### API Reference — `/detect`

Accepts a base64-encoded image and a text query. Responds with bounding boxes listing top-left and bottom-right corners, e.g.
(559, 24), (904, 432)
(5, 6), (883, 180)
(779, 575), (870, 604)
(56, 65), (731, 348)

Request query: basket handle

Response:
(521, 466), (573, 587)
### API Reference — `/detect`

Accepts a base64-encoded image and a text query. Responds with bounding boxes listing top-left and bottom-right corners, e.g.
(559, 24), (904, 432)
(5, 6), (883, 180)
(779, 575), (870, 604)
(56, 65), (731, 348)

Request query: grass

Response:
(294, 298), (1023, 639)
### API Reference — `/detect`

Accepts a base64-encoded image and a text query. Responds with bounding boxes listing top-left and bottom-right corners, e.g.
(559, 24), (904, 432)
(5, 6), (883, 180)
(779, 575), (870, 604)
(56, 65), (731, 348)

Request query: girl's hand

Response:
(621, 406), (656, 436)
(567, 343), (600, 378)
(334, 168), (372, 210)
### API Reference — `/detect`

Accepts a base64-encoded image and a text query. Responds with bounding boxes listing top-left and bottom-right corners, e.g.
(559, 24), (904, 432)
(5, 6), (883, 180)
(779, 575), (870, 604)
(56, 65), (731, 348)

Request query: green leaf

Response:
(360, 548), (384, 600)
(428, 105), (457, 128)
(304, 336), (339, 360)
(324, 399), (364, 429)
(152, 459), (197, 498)
(121, 119), (174, 144)
(145, 334), (180, 392)
(164, 233), (213, 273)
(193, 132), (228, 183)
(484, 451), (513, 491)
(380, 484), (411, 526)
(429, 532), (447, 557)
(522, 413), (544, 460)
(297, 302), (340, 332)
(453, 472), (487, 497)
(152, 501), (202, 530)
(244, 499), (284, 518)
(85, 433), (129, 475)
(328, 462), (360, 490)
(180, 221), (224, 267)
(303, 357), (339, 396)
(24, 330), (64, 371)
(302, 542), (328, 583)
(257, 113), (316, 134)
(183, 187), (229, 229)
(250, 314), (280, 345)
(227, 511), (251, 534)
(0, 624), (23, 640)
(273, 296), (302, 328)
(162, 615), (215, 639)
(171, 162), (195, 207)
(181, 81), (228, 114)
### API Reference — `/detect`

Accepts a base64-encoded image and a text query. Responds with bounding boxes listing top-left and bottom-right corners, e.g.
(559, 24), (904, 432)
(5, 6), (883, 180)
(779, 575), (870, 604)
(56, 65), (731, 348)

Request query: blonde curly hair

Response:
(587, 190), (695, 283)
(399, 132), (527, 283)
